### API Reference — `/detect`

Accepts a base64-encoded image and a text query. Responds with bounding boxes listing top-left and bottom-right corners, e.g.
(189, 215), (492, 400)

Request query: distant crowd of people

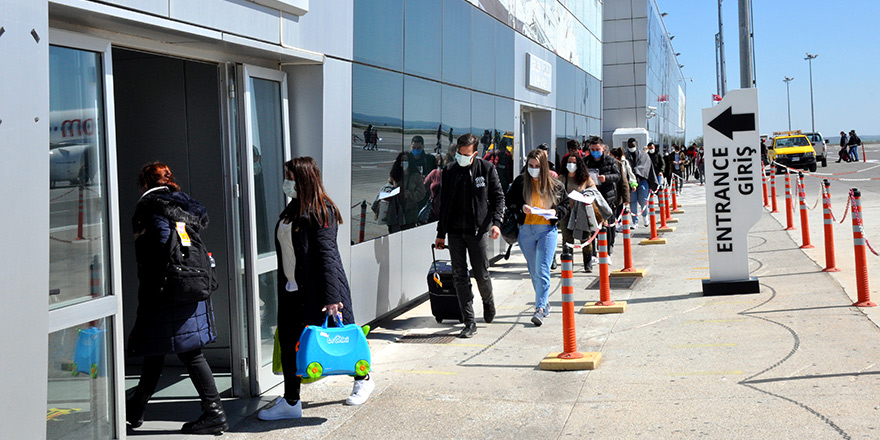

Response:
(837, 129), (862, 163)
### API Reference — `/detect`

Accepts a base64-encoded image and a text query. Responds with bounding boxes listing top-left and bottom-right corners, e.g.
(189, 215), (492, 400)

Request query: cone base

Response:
(672, 209), (684, 214)
(822, 267), (841, 272)
(539, 352), (601, 370)
(784, 227), (797, 231)
(658, 226), (676, 232)
(581, 301), (627, 314)
(799, 244), (814, 249)
(770, 209), (780, 213)
(666, 218), (679, 223)
(610, 269), (646, 278)
(853, 301), (877, 308)
(640, 238), (667, 245)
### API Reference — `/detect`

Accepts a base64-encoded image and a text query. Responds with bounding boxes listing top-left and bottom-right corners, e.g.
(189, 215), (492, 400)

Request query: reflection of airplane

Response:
(50, 144), (94, 188)
(49, 109), (98, 146)
(49, 109), (99, 188)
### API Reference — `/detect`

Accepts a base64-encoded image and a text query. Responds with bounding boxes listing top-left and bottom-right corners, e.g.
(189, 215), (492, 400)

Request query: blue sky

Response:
(659, 0), (880, 140)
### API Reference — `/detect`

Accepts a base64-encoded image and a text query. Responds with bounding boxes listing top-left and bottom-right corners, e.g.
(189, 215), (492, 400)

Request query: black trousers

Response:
(447, 232), (494, 324)
(132, 349), (220, 409)
(277, 289), (365, 404)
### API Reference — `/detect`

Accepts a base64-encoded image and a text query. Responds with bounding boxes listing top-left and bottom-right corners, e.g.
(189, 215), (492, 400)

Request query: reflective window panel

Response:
(258, 271), (278, 368)
(351, 64), (404, 243)
(47, 318), (115, 440)
(471, 91), (495, 157)
(404, 0), (442, 80)
(494, 21), (515, 98)
(353, 0), (404, 71)
(493, 97), (516, 191)
(48, 45), (111, 310)
(471, 9), (496, 93)
(248, 77), (286, 257)
(442, 0), (472, 87)
(441, 84), (471, 161)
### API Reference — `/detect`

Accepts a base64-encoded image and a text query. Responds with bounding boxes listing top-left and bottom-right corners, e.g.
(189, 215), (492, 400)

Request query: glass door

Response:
(237, 65), (291, 394)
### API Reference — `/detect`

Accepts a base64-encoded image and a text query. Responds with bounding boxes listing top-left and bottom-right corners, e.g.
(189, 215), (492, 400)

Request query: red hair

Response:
(138, 162), (181, 192)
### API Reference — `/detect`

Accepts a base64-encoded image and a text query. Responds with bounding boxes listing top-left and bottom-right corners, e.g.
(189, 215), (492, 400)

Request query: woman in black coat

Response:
(126, 162), (226, 435)
(258, 156), (374, 421)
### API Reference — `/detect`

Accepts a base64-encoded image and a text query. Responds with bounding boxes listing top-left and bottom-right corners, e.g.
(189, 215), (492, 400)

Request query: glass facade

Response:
(48, 46), (112, 310)
(645, 0), (686, 148)
(350, 0), (602, 243)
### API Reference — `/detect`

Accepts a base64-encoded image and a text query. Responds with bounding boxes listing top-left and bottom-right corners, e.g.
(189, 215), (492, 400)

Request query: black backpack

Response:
(161, 222), (218, 304)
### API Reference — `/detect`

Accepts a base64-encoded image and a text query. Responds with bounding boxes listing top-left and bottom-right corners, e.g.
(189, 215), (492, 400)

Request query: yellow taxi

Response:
(769, 130), (817, 173)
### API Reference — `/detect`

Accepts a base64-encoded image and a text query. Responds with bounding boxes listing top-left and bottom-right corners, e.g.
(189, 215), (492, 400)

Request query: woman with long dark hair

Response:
(507, 149), (569, 326)
(258, 157), (374, 421)
(126, 162), (227, 435)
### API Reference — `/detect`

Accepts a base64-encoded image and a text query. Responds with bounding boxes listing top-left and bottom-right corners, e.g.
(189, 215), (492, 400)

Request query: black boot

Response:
(181, 401), (228, 435)
(125, 396), (146, 429)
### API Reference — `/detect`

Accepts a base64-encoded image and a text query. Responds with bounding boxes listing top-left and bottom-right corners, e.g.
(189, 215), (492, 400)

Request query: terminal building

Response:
(3, 1), (610, 438)
(601, 0), (686, 149)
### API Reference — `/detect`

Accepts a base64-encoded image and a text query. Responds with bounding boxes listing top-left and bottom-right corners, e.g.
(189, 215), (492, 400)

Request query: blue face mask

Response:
(590, 150), (602, 159)
(411, 148), (423, 157)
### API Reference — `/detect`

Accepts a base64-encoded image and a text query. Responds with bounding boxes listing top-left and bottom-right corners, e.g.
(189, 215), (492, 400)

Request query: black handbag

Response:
(500, 207), (519, 245)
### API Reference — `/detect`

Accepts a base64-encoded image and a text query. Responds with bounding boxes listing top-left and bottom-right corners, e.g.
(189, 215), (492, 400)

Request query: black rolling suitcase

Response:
(428, 244), (463, 323)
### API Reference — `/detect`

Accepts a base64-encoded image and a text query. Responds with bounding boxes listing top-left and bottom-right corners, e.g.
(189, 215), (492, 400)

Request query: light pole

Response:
(805, 53), (818, 133)
(783, 76), (794, 131)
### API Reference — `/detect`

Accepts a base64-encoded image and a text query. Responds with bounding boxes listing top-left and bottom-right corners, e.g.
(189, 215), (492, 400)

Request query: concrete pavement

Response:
(214, 171), (880, 440)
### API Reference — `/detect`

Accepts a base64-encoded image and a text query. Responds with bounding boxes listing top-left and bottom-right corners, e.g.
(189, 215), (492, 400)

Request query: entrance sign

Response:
(525, 53), (552, 94)
(702, 88), (762, 295)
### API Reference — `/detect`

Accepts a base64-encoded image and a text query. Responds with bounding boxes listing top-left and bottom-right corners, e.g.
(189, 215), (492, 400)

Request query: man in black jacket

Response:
(436, 134), (505, 338)
(585, 136), (621, 258)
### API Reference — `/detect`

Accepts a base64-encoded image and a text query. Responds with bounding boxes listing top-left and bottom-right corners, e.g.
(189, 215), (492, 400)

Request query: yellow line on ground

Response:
(699, 237), (708, 240)
(685, 277), (710, 280)
(692, 267), (709, 270)
(684, 319), (745, 324)
(696, 257), (709, 260)
(394, 370), (459, 375)
(670, 343), (738, 348)
(696, 250), (708, 253)
(666, 371), (743, 376)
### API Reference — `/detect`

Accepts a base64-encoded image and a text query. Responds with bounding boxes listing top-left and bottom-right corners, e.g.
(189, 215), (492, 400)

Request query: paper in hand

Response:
(528, 206), (558, 220)
(567, 190), (595, 205)
(377, 187), (400, 200)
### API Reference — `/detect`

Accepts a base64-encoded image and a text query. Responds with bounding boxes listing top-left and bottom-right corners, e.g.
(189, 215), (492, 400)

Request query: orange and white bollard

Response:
(659, 187), (675, 232)
(762, 166), (769, 208)
(76, 184), (85, 240)
(784, 169), (796, 231)
(821, 180), (840, 272)
(851, 189), (875, 307)
(797, 173), (814, 249)
(671, 177), (682, 212)
(611, 207), (645, 277)
(640, 192), (667, 245)
(770, 167), (779, 213)
(541, 245), (601, 370)
(663, 186), (677, 223)
(582, 231), (627, 314)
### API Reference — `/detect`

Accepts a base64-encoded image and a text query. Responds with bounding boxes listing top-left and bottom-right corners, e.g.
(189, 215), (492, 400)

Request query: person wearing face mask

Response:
(647, 142), (664, 186)
(559, 154), (605, 272)
(407, 135), (437, 177)
(507, 149), (570, 325)
(435, 134), (505, 338)
(624, 138), (658, 228)
(259, 157), (373, 422)
(664, 144), (685, 184)
(584, 136), (621, 261)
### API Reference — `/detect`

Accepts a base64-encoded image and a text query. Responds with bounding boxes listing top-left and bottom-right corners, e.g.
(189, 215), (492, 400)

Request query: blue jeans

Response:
(629, 179), (649, 223)
(518, 224), (557, 311)
(849, 145), (859, 161)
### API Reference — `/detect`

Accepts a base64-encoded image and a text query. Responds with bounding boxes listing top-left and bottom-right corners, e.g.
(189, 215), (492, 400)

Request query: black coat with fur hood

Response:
(128, 186), (217, 356)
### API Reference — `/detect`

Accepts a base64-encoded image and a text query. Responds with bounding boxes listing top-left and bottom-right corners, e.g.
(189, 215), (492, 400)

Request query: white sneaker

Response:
(591, 256), (598, 266)
(630, 222), (637, 230)
(606, 255), (613, 266)
(345, 376), (375, 406)
(258, 396), (302, 420)
(643, 218), (649, 227)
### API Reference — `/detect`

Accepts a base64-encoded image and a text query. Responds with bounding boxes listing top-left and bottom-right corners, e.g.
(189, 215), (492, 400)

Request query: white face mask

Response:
(627, 146), (637, 152)
(401, 161), (408, 170)
(527, 167), (541, 179)
(648, 148), (655, 154)
(282, 179), (297, 198)
(566, 163), (577, 173)
(455, 151), (474, 167)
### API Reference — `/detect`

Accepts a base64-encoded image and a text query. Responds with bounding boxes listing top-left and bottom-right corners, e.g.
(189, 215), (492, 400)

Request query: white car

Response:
(804, 132), (827, 167)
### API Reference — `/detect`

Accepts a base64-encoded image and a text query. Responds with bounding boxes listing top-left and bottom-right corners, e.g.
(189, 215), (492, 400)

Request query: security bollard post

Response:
(784, 169), (796, 231)
(76, 184), (85, 240)
(540, 244), (601, 370)
(611, 207), (646, 277)
(641, 192), (667, 245)
(671, 177), (681, 212)
(821, 180), (840, 272)
(659, 187), (676, 232)
(358, 201), (367, 243)
(762, 166), (769, 208)
(664, 186), (678, 223)
(797, 173), (814, 249)
(851, 189), (875, 307)
(770, 167), (779, 213)
(582, 230), (627, 314)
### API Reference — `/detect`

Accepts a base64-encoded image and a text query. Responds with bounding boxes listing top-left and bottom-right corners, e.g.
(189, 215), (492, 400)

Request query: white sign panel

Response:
(702, 88), (762, 284)
(526, 52), (552, 94)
